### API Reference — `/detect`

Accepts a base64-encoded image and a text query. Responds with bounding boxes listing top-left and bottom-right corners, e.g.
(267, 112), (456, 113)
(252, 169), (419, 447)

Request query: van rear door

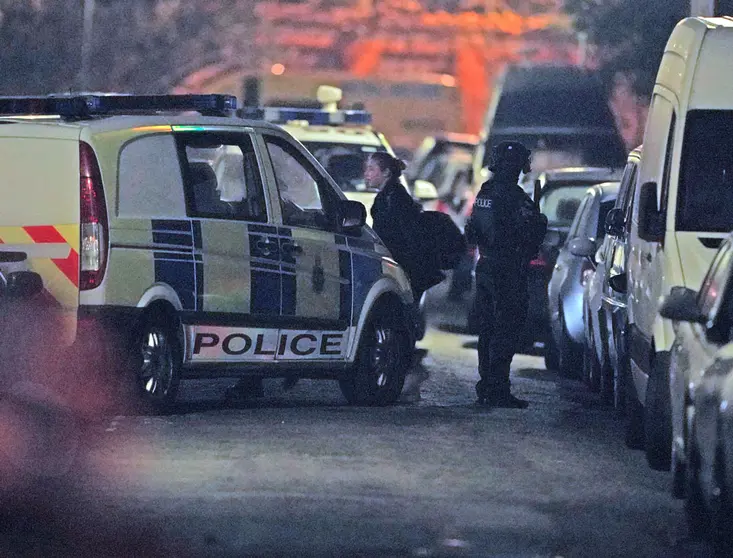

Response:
(0, 124), (81, 335)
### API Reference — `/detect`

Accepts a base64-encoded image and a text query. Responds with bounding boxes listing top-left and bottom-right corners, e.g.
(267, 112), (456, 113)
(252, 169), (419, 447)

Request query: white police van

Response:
(241, 86), (439, 226)
(0, 94), (417, 413)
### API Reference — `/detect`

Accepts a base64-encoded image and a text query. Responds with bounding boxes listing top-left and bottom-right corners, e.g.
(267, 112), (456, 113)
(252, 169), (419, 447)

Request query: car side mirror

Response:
(639, 181), (664, 243)
(605, 208), (625, 237)
(4, 271), (43, 299)
(338, 199), (366, 232)
(412, 179), (439, 202)
(659, 286), (704, 323)
(543, 229), (562, 248)
(608, 272), (627, 294)
(569, 237), (596, 259)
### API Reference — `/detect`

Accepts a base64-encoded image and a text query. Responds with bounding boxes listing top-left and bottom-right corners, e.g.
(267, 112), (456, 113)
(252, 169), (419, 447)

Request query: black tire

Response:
(685, 440), (711, 539)
(558, 310), (582, 379)
(711, 448), (733, 556)
(544, 332), (560, 371)
(644, 351), (672, 471)
(624, 355), (645, 450)
(127, 310), (182, 415)
(340, 305), (409, 406)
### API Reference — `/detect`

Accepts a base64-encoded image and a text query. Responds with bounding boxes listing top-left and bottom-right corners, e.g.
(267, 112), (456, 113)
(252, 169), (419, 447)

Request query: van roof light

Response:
(0, 94), (238, 119)
(238, 106), (372, 126)
(316, 85), (342, 112)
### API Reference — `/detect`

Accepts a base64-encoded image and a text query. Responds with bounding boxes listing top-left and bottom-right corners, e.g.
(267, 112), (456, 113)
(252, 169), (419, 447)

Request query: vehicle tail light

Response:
(580, 258), (595, 287)
(529, 254), (548, 269)
(79, 141), (108, 291)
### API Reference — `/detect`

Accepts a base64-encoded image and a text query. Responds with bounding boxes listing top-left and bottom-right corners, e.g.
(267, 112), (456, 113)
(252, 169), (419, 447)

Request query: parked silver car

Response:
(547, 181), (620, 379)
(658, 235), (733, 491)
(583, 146), (642, 408)
(660, 253), (733, 549)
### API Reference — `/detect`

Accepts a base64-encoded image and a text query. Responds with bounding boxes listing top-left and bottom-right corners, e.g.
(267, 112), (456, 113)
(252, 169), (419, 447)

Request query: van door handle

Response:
(256, 239), (278, 257)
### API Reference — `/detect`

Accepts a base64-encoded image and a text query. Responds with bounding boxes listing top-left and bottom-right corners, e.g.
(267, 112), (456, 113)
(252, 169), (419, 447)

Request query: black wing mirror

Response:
(608, 272), (627, 294)
(659, 286), (704, 323)
(604, 208), (625, 237)
(569, 237), (596, 259)
(638, 181), (664, 243)
(339, 199), (366, 232)
(4, 271), (43, 299)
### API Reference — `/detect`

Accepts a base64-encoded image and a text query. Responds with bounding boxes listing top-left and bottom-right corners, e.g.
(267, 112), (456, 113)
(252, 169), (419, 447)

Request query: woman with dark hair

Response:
(364, 152), (444, 304)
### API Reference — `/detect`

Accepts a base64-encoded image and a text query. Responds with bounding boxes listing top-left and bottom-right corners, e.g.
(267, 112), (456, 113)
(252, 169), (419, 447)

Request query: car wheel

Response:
(685, 438), (711, 539)
(582, 338), (600, 392)
(711, 448), (733, 553)
(544, 332), (560, 371)
(644, 350), (672, 471)
(624, 355), (645, 450)
(340, 305), (409, 406)
(129, 310), (182, 414)
(558, 310), (582, 379)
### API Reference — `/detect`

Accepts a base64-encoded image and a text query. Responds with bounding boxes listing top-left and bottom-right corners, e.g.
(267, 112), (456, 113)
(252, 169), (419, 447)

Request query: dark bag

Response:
(419, 211), (467, 270)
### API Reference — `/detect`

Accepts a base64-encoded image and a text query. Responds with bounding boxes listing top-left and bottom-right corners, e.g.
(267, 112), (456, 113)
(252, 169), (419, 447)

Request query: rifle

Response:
(533, 178), (542, 209)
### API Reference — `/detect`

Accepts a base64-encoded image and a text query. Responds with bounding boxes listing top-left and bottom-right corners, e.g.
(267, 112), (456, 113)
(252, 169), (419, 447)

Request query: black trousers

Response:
(474, 259), (528, 398)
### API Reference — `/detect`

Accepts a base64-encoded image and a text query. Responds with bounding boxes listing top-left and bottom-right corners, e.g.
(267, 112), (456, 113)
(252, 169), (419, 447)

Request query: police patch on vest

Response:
(474, 198), (492, 209)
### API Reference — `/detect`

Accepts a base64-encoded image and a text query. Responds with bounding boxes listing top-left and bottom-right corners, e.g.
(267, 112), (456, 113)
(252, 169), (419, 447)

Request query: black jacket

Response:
(371, 179), (444, 294)
(466, 177), (547, 272)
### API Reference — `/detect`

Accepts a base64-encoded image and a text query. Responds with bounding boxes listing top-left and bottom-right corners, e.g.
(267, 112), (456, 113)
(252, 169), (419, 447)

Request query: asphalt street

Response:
(0, 282), (716, 558)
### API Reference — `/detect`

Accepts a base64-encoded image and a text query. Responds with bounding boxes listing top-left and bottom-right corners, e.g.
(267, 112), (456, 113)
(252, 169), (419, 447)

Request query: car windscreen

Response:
(303, 142), (386, 193)
(539, 184), (595, 229)
(677, 110), (733, 232)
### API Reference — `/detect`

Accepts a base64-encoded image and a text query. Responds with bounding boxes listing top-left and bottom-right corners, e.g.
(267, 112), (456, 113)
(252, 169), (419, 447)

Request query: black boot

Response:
(483, 392), (529, 409)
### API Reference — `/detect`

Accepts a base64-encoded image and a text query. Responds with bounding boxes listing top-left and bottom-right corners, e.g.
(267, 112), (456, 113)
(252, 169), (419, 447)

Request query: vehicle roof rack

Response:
(0, 94), (238, 119)
(238, 106), (372, 126)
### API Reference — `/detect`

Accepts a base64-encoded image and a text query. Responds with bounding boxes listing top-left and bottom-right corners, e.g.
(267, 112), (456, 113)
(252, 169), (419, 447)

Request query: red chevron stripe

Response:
(23, 226), (79, 288)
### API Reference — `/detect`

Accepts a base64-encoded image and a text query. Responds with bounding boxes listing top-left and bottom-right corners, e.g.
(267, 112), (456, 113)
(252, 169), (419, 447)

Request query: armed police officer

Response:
(465, 141), (547, 408)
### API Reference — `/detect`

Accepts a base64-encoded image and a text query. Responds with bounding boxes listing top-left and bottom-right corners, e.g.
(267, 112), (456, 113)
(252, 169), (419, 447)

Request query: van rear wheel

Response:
(340, 307), (408, 406)
(129, 312), (182, 414)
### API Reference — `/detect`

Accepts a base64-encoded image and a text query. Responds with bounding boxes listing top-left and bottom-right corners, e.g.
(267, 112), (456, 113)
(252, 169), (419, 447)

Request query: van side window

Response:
(264, 135), (337, 231)
(118, 134), (186, 218)
(677, 110), (733, 232)
(177, 133), (267, 223)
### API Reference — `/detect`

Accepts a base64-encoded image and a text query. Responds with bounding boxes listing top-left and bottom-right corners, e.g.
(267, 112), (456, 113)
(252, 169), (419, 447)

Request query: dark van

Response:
(471, 64), (627, 186)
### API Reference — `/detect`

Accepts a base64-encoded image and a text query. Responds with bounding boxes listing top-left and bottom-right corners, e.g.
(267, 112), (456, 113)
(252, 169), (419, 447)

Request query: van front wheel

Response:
(340, 307), (408, 406)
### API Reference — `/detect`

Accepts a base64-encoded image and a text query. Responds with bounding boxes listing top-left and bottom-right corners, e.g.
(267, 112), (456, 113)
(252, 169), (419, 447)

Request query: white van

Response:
(626, 16), (733, 458)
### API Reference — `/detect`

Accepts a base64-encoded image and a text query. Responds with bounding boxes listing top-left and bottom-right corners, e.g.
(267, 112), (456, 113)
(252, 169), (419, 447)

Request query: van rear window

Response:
(677, 110), (733, 232)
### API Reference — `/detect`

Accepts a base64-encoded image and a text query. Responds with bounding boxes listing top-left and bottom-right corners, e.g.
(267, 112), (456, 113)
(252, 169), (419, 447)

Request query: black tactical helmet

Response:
(488, 141), (531, 174)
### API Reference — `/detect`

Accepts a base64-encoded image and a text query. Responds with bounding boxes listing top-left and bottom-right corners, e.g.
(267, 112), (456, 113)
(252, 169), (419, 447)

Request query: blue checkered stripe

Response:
(151, 219), (203, 311)
(248, 223), (284, 315)
(337, 235), (382, 327)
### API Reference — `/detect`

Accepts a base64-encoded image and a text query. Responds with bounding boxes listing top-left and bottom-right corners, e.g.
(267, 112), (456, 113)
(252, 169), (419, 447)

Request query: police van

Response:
(241, 86), (439, 225)
(0, 94), (417, 412)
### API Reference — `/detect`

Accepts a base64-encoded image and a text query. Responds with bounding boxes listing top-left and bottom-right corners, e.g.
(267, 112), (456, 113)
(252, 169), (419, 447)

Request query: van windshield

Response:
(303, 142), (386, 193)
(677, 110), (733, 232)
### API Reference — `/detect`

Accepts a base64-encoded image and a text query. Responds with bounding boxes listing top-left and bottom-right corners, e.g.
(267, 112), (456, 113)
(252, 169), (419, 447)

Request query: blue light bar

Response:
(239, 106), (372, 125)
(0, 94), (238, 119)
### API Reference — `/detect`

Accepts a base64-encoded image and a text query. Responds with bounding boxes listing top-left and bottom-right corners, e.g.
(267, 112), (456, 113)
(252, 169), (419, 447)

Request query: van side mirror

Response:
(569, 237), (596, 258)
(605, 208), (625, 237)
(659, 286), (704, 323)
(638, 181), (664, 242)
(4, 271), (43, 299)
(338, 199), (366, 232)
(608, 272), (627, 294)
